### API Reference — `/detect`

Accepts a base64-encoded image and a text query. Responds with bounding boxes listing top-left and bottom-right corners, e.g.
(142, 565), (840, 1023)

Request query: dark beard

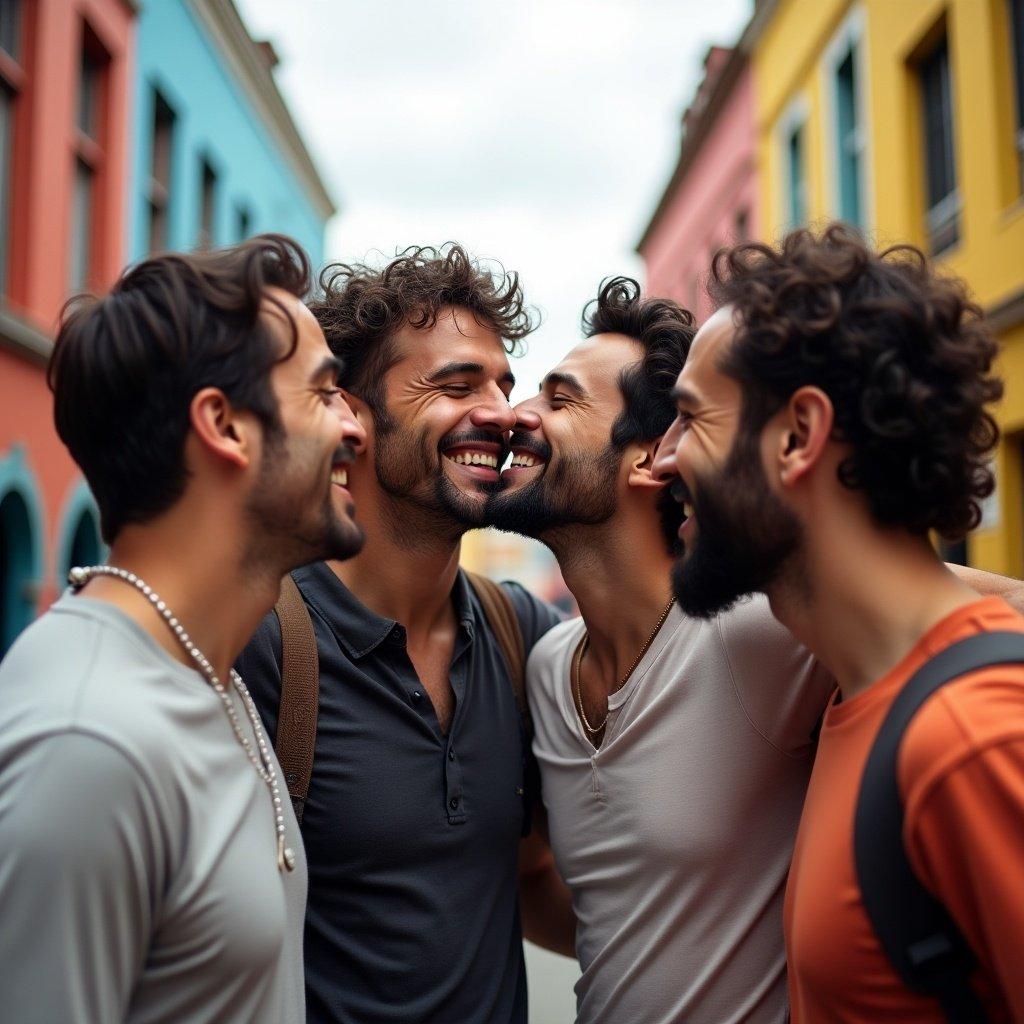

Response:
(671, 428), (802, 619)
(486, 442), (621, 539)
(247, 440), (364, 570)
(374, 413), (502, 530)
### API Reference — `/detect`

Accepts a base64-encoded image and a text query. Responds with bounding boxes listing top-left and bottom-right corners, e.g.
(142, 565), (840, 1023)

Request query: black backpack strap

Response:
(854, 630), (1024, 1023)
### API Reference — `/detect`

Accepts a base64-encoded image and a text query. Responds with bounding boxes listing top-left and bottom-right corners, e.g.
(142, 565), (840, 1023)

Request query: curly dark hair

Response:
(312, 243), (535, 419)
(49, 233), (311, 541)
(582, 276), (695, 552)
(709, 223), (1002, 539)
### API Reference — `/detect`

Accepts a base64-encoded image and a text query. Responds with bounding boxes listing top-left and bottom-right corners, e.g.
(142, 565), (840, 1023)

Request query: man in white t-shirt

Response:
(486, 277), (1020, 1024)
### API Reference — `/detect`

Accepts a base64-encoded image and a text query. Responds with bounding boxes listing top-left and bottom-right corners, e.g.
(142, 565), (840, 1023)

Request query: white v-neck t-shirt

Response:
(528, 595), (834, 1024)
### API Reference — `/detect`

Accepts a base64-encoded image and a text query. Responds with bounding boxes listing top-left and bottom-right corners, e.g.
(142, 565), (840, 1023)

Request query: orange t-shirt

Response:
(784, 597), (1024, 1023)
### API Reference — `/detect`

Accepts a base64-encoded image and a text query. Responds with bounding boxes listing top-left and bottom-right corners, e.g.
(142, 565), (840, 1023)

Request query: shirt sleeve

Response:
(500, 581), (565, 655)
(905, 735), (1024, 1018)
(235, 608), (285, 740)
(716, 594), (836, 757)
(0, 731), (166, 1023)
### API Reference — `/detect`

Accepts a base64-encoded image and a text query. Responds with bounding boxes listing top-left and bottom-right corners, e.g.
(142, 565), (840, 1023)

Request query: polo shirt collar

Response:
(292, 561), (477, 658)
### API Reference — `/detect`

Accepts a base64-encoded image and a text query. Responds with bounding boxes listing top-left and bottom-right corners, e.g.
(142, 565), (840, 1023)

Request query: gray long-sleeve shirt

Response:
(0, 593), (307, 1024)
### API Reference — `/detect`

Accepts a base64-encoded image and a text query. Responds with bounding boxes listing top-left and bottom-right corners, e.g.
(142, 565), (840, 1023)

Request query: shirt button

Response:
(449, 797), (459, 810)
(411, 690), (423, 702)
(448, 750), (455, 761)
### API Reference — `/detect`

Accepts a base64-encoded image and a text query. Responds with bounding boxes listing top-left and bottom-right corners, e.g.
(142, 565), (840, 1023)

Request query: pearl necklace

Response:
(69, 565), (296, 873)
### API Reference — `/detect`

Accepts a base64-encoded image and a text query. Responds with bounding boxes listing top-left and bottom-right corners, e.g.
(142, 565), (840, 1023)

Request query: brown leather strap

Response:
(272, 573), (319, 824)
(466, 571), (531, 740)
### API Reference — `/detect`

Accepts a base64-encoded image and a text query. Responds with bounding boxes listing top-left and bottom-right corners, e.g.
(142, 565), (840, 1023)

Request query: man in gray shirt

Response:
(0, 235), (366, 1023)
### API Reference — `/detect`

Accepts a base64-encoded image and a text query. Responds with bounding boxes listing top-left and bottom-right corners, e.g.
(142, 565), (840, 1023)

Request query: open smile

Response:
(670, 478), (696, 537)
(442, 442), (504, 482)
(500, 440), (549, 483)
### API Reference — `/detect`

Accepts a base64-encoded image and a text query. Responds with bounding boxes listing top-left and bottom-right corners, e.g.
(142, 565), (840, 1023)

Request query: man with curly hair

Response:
(237, 244), (566, 1024)
(653, 224), (1024, 1021)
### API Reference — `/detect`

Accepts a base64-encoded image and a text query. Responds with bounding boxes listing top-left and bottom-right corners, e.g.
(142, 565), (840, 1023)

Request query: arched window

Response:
(55, 479), (105, 592)
(0, 448), (43, 655)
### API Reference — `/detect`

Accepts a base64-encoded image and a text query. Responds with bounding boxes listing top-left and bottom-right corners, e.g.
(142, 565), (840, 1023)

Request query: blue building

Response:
(129, 0), (334, 264)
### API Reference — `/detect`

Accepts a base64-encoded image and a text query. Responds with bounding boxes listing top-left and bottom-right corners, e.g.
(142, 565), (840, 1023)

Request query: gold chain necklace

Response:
(572, 598), (676, 736)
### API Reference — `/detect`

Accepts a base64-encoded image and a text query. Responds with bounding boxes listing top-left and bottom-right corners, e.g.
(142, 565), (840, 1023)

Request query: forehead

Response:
(676, 305), (738, 401)
(393, 306), (510, 375)
(264, 288), (332, 370)
(549, 332), (641, 398)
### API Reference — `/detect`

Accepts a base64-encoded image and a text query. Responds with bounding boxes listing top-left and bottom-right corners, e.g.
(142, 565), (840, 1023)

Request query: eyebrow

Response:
(310, 355), (344, 384)
(429, 361), (516, 390)
(671, 385), (700, 407)
(543, 371), (588, 399)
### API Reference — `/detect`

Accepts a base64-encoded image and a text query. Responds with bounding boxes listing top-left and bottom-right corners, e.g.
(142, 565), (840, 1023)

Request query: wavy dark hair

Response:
(49, 233), (311, 541)
(583, 276), (695, 551)
(709, 224), (1001, 539)
(312, 244), (535, 421)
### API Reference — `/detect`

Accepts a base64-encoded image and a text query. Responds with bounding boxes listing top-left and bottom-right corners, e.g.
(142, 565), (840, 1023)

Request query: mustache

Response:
(507, 430), (551, 462)
(332, 445), (358, 467)
(439, 429), (510, 461)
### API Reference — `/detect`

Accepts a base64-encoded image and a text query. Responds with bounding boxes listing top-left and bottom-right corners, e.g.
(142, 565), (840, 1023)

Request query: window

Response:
(1010, 0), (1024, 192)
(197, 157), (217, 249)
(787, 123), (807, 228)
(0, 0), (23, 296)
(918, 34), (959, 254)
(235, 202), (252, 241)
(70, 31), (108, 291)
(835, 48), (864, 227)
(734, 208), (749, 242)
(0, 488), (35, 653)
(147, 90), (175, 253)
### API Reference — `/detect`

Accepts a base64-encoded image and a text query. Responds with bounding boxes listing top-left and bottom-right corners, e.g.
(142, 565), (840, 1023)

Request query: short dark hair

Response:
(48, 233), (312, 542)
(312, 243), (535, 418)
(710, 223), (1001, 540)
(582, 276), (696, 551)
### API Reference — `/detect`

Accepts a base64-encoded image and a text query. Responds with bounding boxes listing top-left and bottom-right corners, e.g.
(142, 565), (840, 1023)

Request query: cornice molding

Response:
(186, 0), (337, 221)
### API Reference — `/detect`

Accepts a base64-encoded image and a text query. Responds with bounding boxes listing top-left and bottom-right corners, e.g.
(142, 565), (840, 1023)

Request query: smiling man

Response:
(237, 244), (565, 1024)
(0, 235), (366, 1024)
(653, 226), (1024, 1021)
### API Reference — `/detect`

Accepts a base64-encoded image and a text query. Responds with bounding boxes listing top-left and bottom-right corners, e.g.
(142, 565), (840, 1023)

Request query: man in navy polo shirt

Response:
(237, 244), (570, 1023)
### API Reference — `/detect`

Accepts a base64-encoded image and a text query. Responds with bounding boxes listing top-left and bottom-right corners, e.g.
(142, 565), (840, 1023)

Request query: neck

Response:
(77, 512), (284, 682)
(770, 521), (981, 700)
(331, 490), (463, 635)
(546, 507), (675, 694)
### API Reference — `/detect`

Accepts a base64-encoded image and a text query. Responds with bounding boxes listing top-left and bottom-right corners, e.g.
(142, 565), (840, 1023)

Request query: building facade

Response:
(0, 0), (335, 655)
(752, 0), (1024, 573)
(637, 43), (759, 322)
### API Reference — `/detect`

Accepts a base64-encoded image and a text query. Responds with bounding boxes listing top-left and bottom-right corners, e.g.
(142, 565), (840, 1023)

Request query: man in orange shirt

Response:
(652, 224), (1024, 1022)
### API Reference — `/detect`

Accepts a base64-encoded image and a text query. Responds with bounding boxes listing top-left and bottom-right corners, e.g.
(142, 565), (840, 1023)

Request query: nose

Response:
(337, 395), (367, 456)
(469, 386), (517, 434)
(513, 402), (541, 431)
(651, 418), (682, 484)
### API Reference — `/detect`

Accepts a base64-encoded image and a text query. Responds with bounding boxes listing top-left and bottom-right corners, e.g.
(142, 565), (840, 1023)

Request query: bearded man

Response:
(237, 245), (567, 1024)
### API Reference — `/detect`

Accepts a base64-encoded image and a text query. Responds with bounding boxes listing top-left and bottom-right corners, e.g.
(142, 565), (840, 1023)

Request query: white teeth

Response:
(450, 452), (498, 468)
(510, 454), (538, 468)
(331, 468), (348, 487)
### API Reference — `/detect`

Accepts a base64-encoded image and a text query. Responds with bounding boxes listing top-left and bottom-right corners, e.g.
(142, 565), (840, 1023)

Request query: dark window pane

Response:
(148, 91), (175, 252)
(198, 158), (216, 249)
(78, 49), (102, 139)
(836, 49), (862, 227)
(69, 159), (92, 290)
(1010, 0), (1024, 190)
(919, 36), (959, 253)
(788, 124), (806, 228)
(735, 207), (749, 242)
(236, 203), (252, 241)
(0, 1), (20, 60)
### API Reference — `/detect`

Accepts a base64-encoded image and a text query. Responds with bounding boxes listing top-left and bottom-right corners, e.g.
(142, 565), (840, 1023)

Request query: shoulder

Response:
(715, 595), (835, 756)
(526, 617), (583, 694)
(498, 580), (565, 652)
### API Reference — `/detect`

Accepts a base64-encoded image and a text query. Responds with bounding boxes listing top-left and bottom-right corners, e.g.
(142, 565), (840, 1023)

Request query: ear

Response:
(626, 437), (666, 490)
(775, 386), (834, 488)
(189, 387), (254, 470)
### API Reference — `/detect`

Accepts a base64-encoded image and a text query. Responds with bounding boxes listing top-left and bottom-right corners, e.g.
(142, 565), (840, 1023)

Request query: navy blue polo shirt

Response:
(236, 561), (562, 1024)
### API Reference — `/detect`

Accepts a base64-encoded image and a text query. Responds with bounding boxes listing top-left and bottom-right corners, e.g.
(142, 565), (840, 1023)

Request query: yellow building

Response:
(753, 0), (1024, 573)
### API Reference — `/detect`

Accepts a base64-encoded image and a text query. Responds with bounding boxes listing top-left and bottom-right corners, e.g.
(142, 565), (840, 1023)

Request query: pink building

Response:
(637, 44), (758, 323)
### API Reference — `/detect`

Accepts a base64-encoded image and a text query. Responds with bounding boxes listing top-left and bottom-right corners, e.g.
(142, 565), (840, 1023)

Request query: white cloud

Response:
(236, 0), (752, 401)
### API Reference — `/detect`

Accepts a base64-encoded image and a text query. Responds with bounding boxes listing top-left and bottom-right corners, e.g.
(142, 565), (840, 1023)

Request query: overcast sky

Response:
(235, 0), (752, 404)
